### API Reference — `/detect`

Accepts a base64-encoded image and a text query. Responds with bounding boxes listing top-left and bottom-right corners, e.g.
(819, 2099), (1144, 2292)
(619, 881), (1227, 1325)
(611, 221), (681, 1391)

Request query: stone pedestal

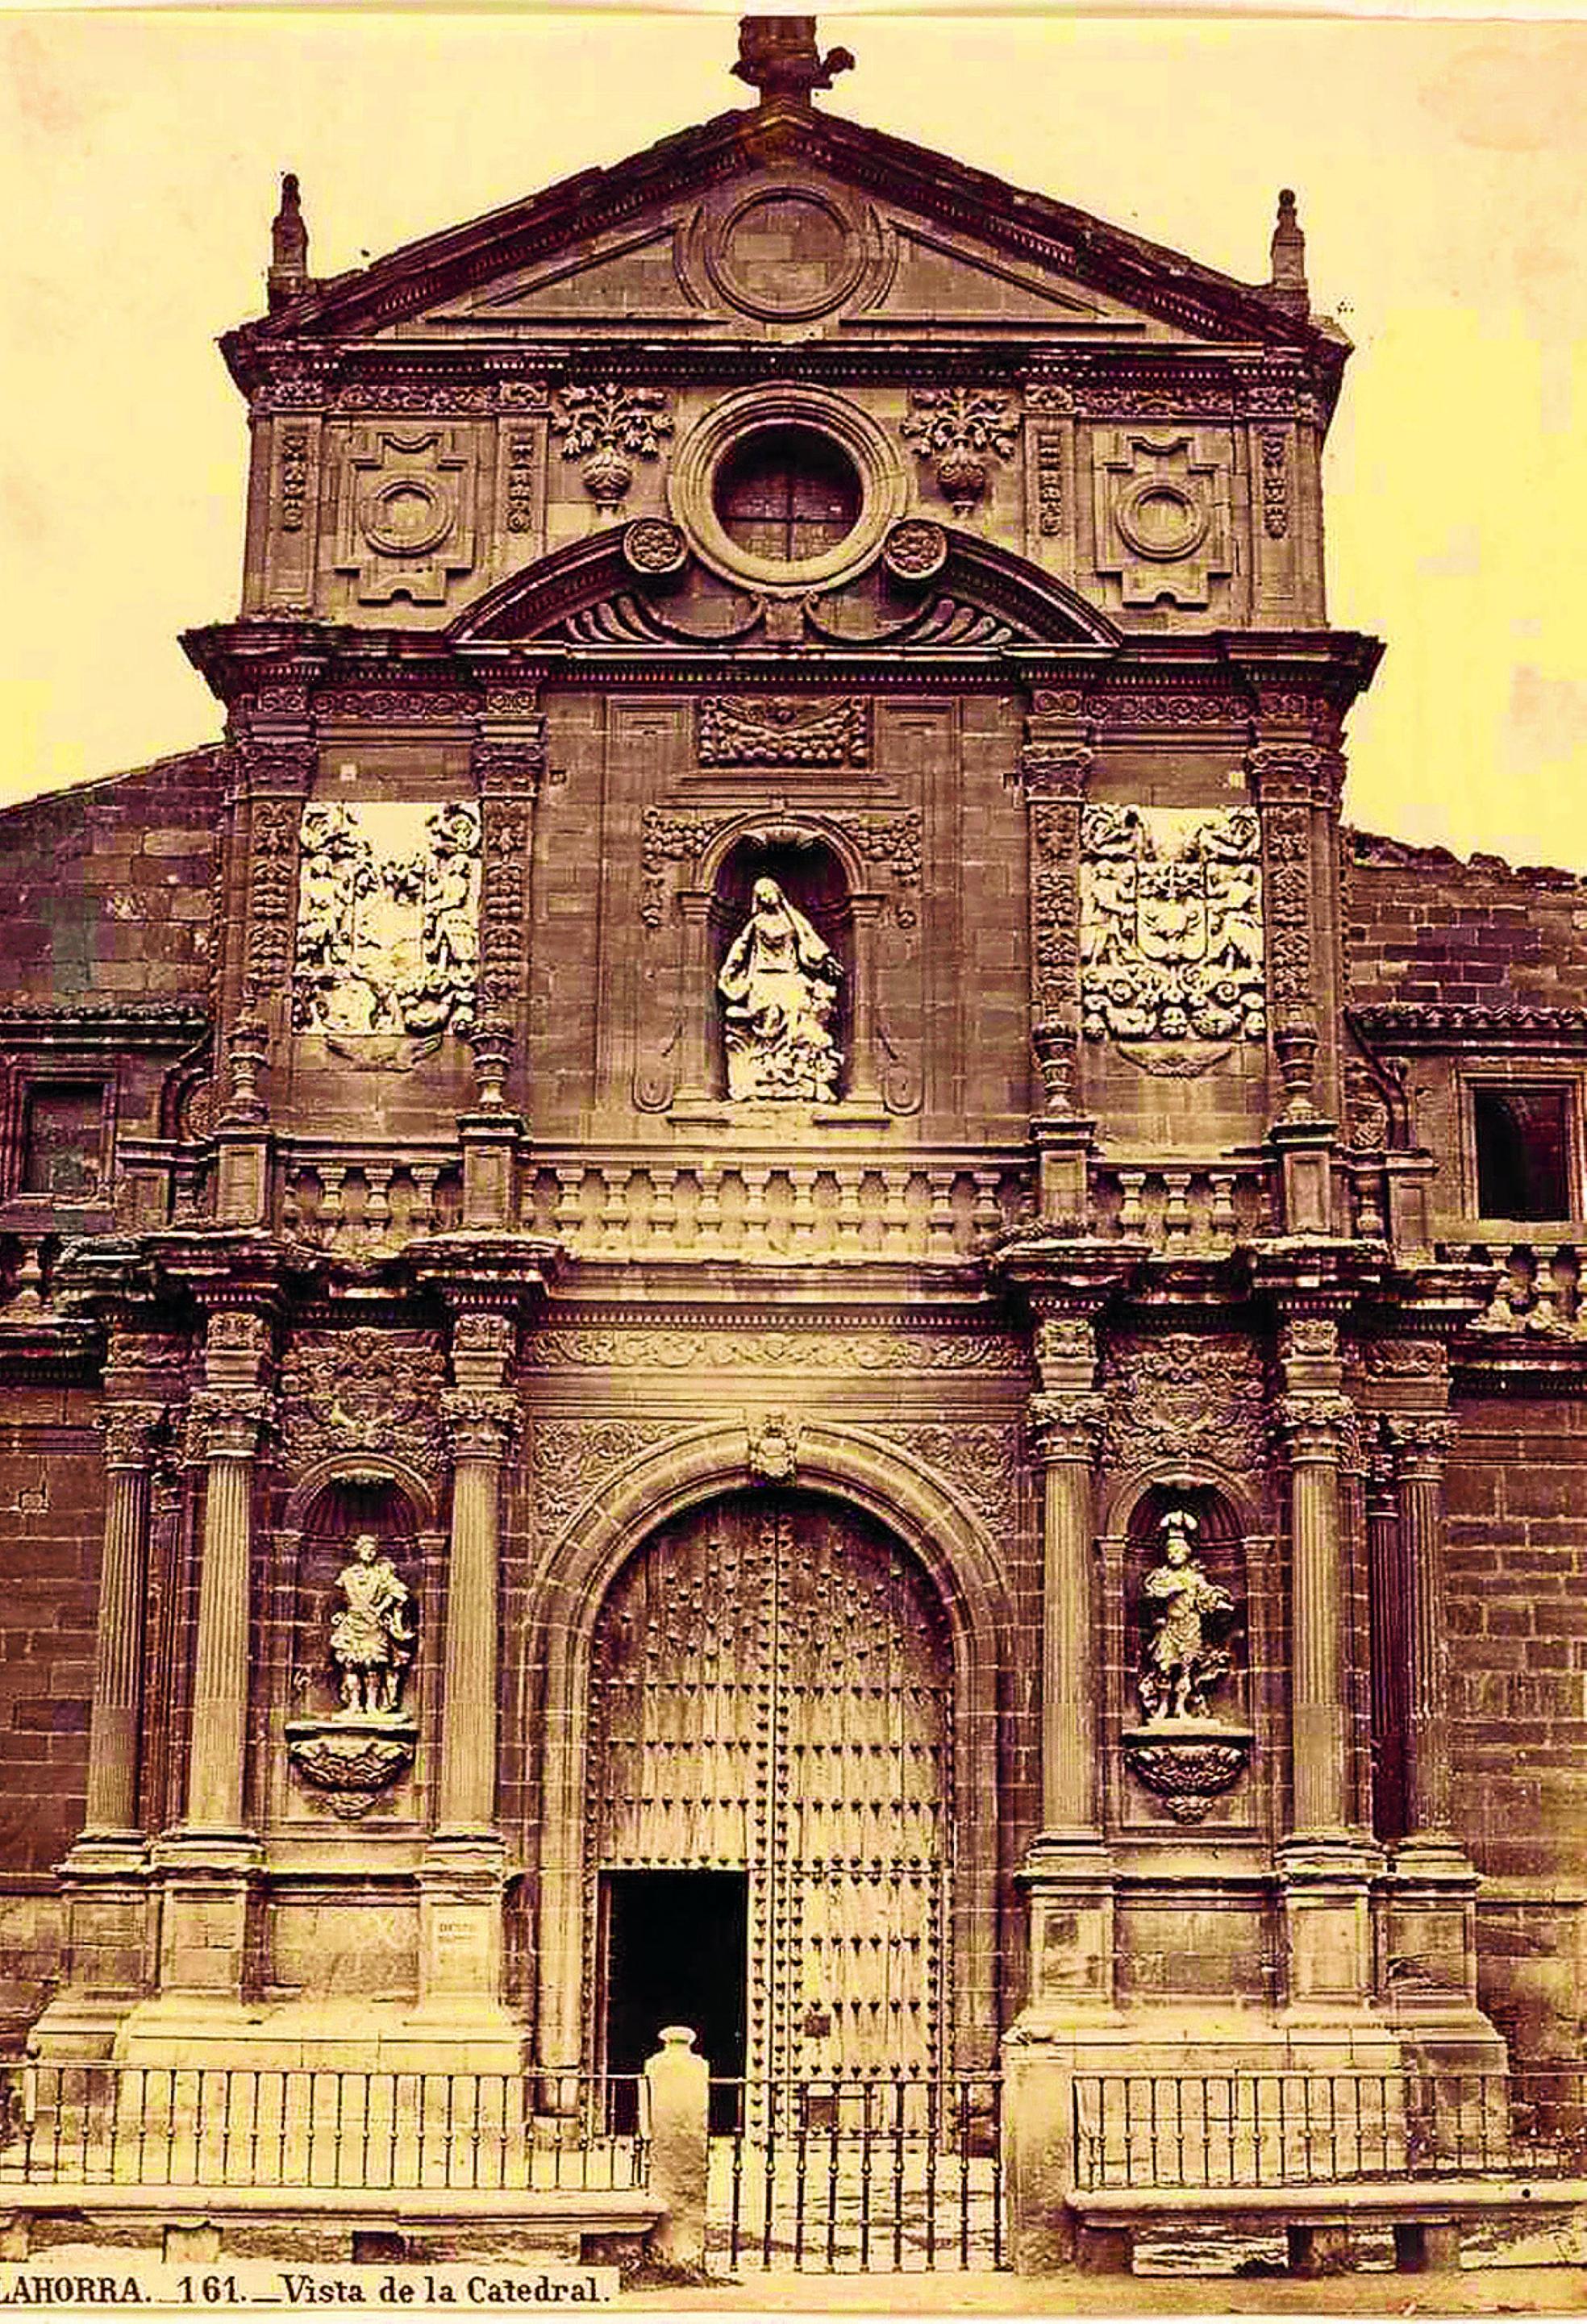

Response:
(1277, 1832), (1384, 2019)
(1031, 1116), (1096, 1227)
(29, 1850), (153, 2059)
(460, 1111), (523, 1231)
(1272, 1118), (1338, 1238)
(115, 1836), (263, 2063)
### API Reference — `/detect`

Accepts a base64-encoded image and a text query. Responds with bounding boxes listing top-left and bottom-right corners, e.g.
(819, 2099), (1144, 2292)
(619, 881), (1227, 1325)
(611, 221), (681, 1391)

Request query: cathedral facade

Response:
(2, 15), (1585, 2260)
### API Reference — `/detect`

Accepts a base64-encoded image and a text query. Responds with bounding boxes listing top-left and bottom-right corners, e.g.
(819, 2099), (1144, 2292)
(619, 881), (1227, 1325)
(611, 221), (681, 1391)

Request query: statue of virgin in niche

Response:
(718, 877), (843, 1102)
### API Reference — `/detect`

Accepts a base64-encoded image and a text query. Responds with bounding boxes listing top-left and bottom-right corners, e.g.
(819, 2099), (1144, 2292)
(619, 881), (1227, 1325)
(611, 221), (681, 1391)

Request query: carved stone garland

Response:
(551, 381), (673, 509)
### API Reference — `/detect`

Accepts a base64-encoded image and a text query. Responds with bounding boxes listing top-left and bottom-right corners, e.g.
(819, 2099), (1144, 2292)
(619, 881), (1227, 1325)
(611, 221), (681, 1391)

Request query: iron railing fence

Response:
(1073, 2068), (1587, 2193)
(708, 2072), (1003, 2272)
(0, 2064), (648, 2193)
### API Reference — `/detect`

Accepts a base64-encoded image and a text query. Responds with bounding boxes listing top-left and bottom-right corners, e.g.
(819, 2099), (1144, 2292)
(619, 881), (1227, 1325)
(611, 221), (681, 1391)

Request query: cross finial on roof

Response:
(733, 17), (854, 107)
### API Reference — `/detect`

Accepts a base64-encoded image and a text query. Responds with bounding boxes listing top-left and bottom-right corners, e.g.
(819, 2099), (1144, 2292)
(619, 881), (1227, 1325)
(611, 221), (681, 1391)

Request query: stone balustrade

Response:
(279, 1147), (464, 1255)
(1444, 1236), (1587, 1336)
(1088, 1157), (1275, 1248)
(524, 1151), (1034, 1263)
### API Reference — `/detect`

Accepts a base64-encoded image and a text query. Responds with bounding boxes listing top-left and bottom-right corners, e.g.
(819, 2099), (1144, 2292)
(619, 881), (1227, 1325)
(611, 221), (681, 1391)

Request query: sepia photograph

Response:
(1, 2), (1586, 2309)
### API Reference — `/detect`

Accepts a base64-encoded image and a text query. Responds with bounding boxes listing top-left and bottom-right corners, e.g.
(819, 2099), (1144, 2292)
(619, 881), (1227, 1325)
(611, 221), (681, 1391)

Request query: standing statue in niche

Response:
(1137, 1507), (1236, 1723)
(329, 1533), (417, 1717)
(718, 877), (843, 1102)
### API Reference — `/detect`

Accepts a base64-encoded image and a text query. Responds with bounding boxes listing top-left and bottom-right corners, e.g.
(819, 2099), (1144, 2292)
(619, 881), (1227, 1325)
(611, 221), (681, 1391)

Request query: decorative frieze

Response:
(1080, 805), (1265, 1045)
(523, 1326), (1027, 1373)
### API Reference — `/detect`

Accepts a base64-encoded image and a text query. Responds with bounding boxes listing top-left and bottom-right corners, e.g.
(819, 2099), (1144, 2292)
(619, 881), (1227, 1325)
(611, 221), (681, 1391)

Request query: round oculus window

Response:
(711, 426), (863, 564)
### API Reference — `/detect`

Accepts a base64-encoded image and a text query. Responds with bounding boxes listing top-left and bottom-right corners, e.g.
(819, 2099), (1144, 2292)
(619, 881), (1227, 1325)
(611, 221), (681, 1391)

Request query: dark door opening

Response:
(602, 1869), (748, 2132)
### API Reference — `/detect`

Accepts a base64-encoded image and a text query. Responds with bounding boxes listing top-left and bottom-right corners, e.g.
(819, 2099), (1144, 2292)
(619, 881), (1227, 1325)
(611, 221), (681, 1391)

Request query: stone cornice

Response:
(1350, 1002), (1587, 1053)
(0, 1002), (210, 1049)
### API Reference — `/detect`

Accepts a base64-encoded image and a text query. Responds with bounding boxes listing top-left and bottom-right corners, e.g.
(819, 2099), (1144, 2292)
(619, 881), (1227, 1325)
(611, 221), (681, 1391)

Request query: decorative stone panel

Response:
(1093, 428), (1232, 608)
(292, 802), (482, 1062)
(333, 425), (478, 605)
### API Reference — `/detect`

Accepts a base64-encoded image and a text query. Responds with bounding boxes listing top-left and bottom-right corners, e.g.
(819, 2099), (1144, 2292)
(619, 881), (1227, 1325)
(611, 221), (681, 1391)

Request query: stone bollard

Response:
(644, 2026), (710, 2277)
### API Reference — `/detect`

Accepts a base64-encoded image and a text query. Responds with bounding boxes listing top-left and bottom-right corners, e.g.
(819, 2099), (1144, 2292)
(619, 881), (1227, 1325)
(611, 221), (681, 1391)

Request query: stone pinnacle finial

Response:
(733, 16), (854, 107)
(268, 171), (310, 311)
(1267, 185), (1309, 320)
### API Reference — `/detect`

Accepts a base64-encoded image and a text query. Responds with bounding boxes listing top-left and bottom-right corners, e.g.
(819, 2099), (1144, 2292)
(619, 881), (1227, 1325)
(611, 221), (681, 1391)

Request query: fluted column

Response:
(1031, 1388), (1106, 1834)
(184, 1391), (268, 1834)
(1365, 1435), (1406, 1843)
(436, 1389), (516, 1836)
(1279, 1389), (1355, 1837)
(1389, 1416), (1458, 1842)
(82, 1404), (165, 1840)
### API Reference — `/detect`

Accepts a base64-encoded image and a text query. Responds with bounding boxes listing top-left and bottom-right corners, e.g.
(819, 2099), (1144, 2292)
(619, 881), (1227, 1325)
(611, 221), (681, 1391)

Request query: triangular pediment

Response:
(226, 102), (1335, 381)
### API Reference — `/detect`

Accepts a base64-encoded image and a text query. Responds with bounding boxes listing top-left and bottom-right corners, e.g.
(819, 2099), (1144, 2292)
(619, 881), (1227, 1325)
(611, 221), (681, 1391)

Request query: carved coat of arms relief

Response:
(1079, 804), (1265, 1046)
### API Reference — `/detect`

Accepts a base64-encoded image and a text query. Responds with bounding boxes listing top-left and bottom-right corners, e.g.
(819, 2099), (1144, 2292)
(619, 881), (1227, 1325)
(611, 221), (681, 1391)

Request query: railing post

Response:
(644, 2026), (710, 2277)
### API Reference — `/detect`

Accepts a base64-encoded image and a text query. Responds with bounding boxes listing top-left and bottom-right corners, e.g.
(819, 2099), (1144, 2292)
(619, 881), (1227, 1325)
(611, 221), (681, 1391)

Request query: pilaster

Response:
(1015, 710), (1096, 1218)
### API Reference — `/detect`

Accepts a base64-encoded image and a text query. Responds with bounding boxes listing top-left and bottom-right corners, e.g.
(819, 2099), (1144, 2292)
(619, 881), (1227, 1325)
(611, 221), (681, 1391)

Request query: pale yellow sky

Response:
(2, 8), (1586, 868)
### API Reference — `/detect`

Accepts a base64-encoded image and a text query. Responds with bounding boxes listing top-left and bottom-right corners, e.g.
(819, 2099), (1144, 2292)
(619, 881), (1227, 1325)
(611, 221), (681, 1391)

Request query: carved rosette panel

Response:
(1260, 429), (1289, 539)
(698, 697), (870, 768)
(1093, 429), (1232, 608)
(291, 801), (482, 1056)
(1080, 805), (1265, 1043)
(276, 1329), (448, 1475)
(1102, 1333), (1268, 1479)
(334, 426), (478, 605)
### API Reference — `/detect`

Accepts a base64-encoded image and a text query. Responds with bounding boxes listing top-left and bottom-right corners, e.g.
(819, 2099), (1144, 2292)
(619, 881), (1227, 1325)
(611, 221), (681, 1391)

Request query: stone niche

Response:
(1115, 1481), (1256, 1834)
(274, 1472), (435, 1831)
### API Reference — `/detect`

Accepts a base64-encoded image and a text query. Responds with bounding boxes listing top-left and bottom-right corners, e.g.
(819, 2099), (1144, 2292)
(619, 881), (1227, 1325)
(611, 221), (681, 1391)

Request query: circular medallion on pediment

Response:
(706, 187), (865, 320)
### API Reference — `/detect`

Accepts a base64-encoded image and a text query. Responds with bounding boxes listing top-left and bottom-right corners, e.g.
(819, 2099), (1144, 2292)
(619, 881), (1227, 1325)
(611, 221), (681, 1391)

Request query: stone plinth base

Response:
(1382, 1837), (1506, 2076)
(1278, 1831), (1385, 2018)
(112, 1996), (528, 2076)
(29, 1843), (152, 2060)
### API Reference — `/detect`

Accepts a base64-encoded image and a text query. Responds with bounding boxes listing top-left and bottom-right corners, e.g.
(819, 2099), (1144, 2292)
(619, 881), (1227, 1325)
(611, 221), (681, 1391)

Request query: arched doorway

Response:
(588, 1489), (954, 2091)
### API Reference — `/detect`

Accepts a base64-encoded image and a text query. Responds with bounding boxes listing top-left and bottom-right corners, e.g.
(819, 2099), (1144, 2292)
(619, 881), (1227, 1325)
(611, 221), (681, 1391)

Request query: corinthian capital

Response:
(443, 1389), (520, 1462)
(1029, 1391), (1106, 1464)
(98, 1401), (167, 1470)
(1018, 741), (1093, 798)
(1277, 1390), (1354, 1464)
(188, 1389), (272, 1461)
(1385, 1414), (1457, 1477)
